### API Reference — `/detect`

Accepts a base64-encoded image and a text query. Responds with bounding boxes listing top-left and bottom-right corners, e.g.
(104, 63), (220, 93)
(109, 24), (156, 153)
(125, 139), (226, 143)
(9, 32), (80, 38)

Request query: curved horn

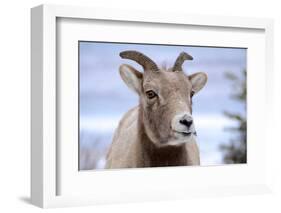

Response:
(172, 52), (193, 71)
(120, 50), (159, 72)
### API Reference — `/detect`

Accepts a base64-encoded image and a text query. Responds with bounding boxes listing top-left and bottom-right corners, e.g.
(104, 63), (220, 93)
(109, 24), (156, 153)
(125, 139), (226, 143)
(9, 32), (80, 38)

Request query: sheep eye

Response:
(146, 90), (157, 99)
(190, 90), (195, 98)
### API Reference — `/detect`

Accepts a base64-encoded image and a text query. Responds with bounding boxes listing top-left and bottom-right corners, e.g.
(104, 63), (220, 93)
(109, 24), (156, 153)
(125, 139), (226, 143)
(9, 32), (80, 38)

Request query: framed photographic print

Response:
(31, 4), (274, 208)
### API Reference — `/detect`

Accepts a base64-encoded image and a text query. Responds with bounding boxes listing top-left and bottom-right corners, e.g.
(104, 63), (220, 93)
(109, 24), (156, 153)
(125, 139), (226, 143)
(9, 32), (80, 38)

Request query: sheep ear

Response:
(119, 64), (143, 95)
(188, 72), (208, 94)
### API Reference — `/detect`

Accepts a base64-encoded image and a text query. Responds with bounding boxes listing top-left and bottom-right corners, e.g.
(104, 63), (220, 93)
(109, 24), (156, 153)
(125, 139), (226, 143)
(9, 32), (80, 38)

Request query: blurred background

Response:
(79, 41), (247, 170)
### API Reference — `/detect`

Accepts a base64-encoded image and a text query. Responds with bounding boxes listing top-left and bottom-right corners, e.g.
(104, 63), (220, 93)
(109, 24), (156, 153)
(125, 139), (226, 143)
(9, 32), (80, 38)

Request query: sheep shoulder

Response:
(105, 106), (142, 169)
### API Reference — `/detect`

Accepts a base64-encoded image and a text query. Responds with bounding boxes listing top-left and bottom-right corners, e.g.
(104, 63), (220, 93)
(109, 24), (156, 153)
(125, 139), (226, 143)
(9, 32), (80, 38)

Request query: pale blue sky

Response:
(79, 41), (247, 169)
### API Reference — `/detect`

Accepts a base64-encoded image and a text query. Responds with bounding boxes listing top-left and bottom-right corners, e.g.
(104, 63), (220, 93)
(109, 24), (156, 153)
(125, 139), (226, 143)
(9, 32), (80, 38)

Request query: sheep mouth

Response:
(182, 132), (192, 136)
(174, 131), (197, 137)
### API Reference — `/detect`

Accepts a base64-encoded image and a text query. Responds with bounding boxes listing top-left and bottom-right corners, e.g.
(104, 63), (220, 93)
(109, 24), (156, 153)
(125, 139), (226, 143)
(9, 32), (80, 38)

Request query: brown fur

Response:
(106, 52), (207, 169)
(106, 105), (200, 168)
(140, 70), (193, 146)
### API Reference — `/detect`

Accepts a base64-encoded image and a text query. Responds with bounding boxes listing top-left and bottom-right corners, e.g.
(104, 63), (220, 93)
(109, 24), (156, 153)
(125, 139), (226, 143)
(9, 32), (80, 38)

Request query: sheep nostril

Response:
(179, 119), (193, 128)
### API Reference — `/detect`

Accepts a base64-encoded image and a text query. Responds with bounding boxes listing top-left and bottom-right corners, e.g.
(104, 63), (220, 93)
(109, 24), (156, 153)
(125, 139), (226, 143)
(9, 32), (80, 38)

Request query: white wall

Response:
(0, 0), (280, 212)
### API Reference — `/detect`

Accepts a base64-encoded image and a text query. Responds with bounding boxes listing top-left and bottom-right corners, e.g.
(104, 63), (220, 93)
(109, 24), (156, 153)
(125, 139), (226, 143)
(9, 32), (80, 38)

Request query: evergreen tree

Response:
(220, 70), (247, 164)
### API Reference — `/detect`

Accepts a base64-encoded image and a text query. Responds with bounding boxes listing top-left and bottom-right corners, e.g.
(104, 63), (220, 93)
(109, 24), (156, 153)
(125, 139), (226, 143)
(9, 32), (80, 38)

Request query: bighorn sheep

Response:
(106, 51), (207, 168)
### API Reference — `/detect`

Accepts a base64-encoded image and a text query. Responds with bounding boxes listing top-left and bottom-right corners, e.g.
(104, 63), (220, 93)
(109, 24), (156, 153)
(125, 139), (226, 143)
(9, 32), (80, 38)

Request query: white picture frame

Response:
(31, 4), (274, 208)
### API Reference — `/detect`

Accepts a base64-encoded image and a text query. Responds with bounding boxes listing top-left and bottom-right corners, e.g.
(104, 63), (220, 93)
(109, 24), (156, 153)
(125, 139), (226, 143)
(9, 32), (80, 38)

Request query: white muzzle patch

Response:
(171, 112), (196, 135)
